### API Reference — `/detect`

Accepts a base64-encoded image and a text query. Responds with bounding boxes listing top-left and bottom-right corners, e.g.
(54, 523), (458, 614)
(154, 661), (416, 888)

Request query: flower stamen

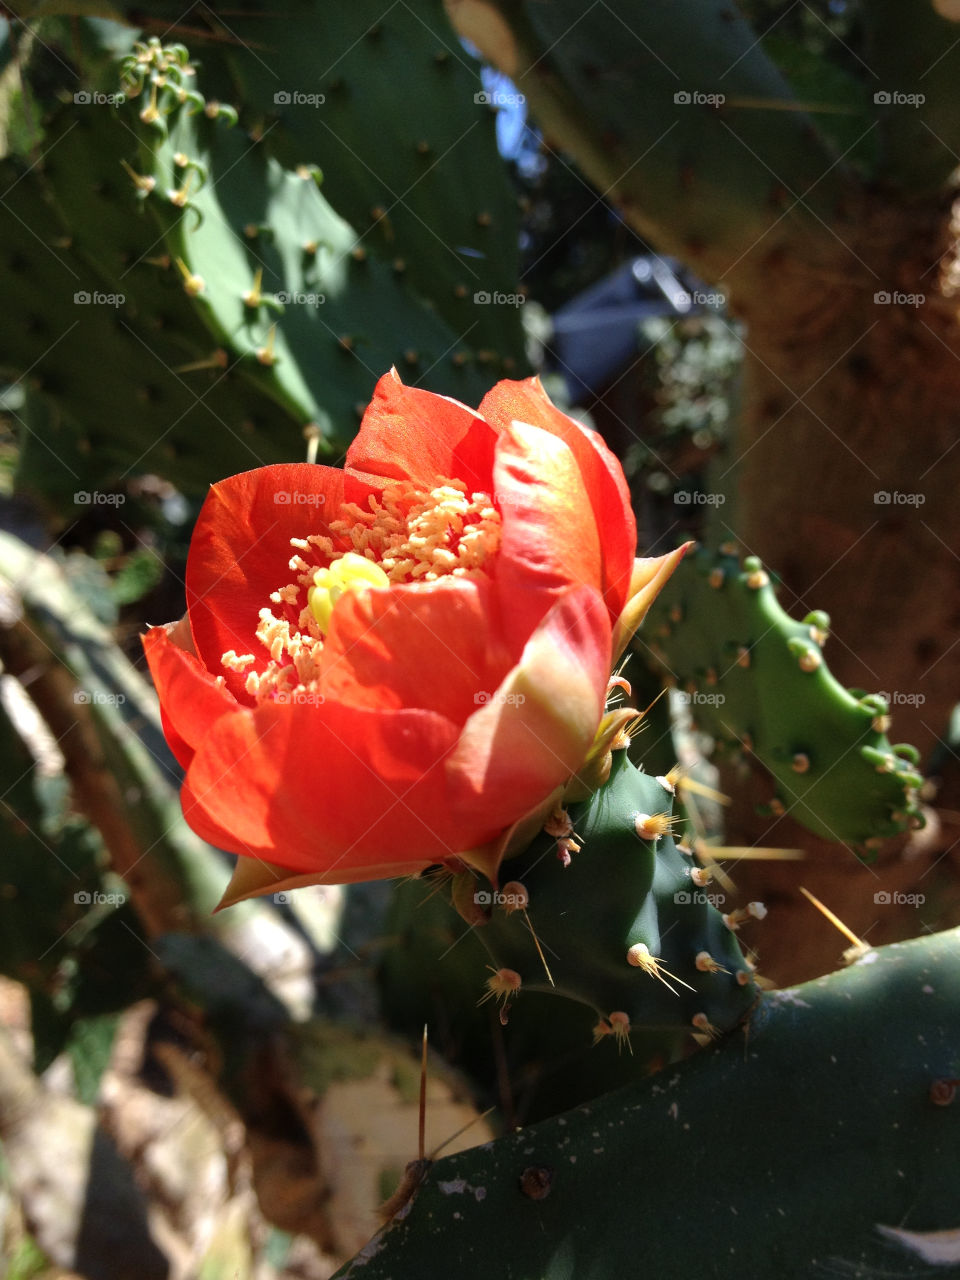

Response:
(221, 476), (502, 706)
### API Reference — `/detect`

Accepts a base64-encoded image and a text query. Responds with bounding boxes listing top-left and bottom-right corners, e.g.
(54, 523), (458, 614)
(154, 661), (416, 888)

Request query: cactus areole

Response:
(143, 370), (685, 905)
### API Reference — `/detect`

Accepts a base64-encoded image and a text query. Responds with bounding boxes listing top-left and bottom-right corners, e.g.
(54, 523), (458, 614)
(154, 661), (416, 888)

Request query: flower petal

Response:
(612, 543), (692, 661)
(183, 698), (467, 877)
(215, 853), (434, 907)
(445, 584), (610, 859)
(186, 463), (345, 701)
(320, 576), (515, 721)
(481, 377), (636, 619)
(492, 419), (603, 647)
(142, 624), (237, 769)
(345, 368), (499, 495)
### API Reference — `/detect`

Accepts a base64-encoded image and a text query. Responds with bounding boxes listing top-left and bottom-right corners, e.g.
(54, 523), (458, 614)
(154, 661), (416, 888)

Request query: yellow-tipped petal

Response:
(612, 542), (693, 661)
(215, 857), (333, 909)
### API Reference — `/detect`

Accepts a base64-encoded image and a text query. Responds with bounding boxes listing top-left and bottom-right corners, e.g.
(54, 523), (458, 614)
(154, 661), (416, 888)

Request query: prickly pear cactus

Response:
(641, 548), (925, 848)
(382, 748), (759, 1121)
(94, 1), (528, 364)
(2, 26), (519, 506)
(345, 923), (960, 1279)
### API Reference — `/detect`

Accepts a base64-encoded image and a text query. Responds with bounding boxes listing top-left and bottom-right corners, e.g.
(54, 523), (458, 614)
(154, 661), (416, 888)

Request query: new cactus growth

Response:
(640, 548), (925, 848)
(382, 745), (759, 1121)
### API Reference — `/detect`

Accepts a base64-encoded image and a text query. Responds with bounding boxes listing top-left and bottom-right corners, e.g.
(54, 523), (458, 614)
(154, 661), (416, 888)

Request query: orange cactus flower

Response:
(143, 371), (686, 905)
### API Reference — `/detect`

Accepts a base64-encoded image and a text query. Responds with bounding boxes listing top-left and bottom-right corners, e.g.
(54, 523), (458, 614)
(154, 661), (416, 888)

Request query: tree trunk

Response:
(732, 196), (960, 756)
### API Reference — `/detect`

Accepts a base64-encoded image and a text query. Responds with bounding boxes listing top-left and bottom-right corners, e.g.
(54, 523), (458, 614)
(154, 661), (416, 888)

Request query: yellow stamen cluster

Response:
(221, 477), (502, 705)
(331, 479), (501, 582)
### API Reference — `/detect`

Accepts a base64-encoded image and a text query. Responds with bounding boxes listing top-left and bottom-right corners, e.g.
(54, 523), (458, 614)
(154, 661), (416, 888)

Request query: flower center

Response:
(307, 551), (391, 632)
(221, 477), (501, 704)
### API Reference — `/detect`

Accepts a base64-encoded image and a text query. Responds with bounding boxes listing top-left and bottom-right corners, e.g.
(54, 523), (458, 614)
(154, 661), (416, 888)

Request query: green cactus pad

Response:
(101, 3), (528, 369)
(2, 32), (508, 505)
(343, 924), (960, 1279)
(640, 548), (925, 848)
(381, 750), (758, 1121)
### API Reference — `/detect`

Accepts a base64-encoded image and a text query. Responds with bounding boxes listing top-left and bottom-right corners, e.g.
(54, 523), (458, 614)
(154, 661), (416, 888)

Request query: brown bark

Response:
(729, 195), (960, 756)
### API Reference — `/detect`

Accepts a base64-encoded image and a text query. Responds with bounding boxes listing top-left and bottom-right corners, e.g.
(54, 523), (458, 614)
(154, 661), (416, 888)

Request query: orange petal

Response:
(492, 419), (603, 648)
(142, 625), (237, 769)
(345, 368), (499, 495)
(182, 697), (466, 877)
(480, 377), (636, 620)
(446, 585), (610, 862)
(186, 462), (345, 700)
(320, 576), (516, 721)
